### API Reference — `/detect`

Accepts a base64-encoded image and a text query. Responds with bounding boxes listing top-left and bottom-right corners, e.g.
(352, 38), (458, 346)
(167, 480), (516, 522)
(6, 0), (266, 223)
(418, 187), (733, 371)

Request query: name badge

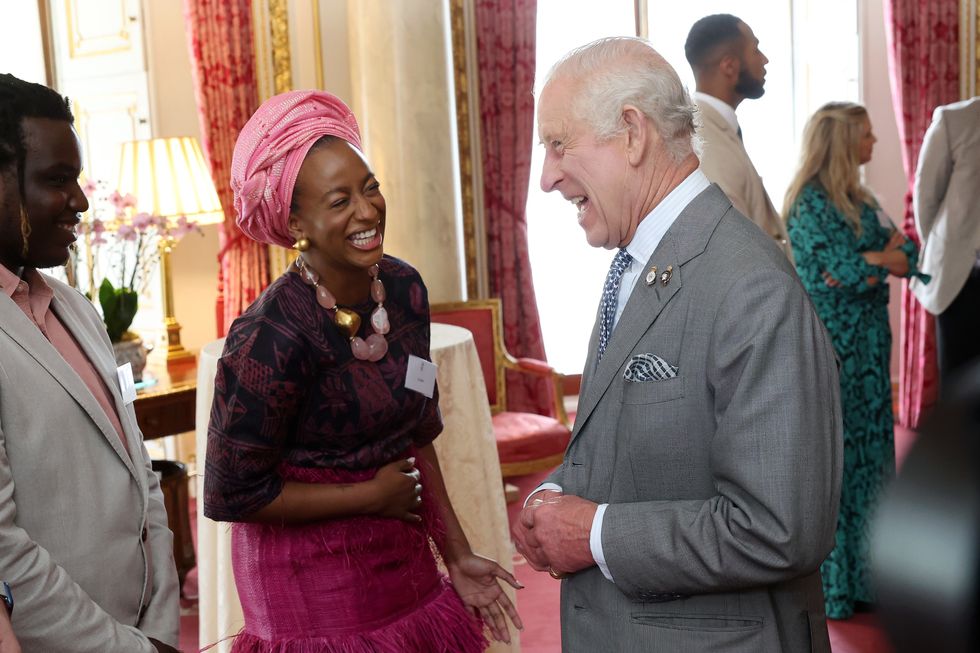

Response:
(405, 355), (437, 398)
(117, 363), (137, 405)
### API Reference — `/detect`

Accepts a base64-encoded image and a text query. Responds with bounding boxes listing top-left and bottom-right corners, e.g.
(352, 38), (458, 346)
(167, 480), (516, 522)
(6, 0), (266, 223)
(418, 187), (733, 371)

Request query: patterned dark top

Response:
(203, 255), (442, 522)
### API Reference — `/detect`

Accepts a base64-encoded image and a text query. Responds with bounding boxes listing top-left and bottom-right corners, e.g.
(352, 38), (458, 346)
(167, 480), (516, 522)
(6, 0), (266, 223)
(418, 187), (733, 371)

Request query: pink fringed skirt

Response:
(229, 464), (486, 653)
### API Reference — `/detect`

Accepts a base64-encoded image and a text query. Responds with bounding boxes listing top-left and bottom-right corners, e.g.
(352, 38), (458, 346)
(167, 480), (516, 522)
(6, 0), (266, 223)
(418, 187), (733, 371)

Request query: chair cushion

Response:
(491, 411), (571, 464)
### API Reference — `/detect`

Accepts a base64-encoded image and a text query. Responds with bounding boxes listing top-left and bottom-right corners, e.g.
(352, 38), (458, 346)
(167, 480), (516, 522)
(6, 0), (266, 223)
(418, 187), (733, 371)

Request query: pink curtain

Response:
(184, 0), (269, 336)
(474, 0), (552, 415)
(883, 0), (959, 428)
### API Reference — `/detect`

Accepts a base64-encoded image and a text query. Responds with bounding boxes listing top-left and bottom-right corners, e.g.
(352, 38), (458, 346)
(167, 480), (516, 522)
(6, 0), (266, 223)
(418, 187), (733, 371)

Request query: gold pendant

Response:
(333, 308), (361, 339)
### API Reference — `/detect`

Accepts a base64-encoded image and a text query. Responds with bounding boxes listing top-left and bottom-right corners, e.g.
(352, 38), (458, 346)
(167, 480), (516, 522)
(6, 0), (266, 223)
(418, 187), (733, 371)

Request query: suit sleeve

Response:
(134, 438), (180, 646)
(0, 427), (156, 653)
(913, 107), (953, 243)
(600, 268), (843, 598)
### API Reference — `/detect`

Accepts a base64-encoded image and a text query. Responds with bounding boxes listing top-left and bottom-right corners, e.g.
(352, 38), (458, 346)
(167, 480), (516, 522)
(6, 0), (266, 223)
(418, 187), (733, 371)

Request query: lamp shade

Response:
(117, 137), (224, 226)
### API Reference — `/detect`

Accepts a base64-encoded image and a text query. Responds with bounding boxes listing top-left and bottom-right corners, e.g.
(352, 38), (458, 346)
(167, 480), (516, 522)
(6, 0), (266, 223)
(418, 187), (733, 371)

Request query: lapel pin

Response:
(660, 265), (673, 287)
(645, 266), (658, 286)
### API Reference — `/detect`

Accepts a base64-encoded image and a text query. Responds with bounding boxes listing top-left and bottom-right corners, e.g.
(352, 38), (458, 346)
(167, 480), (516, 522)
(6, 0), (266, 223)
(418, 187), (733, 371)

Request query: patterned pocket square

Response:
(624, 353), (678, 382)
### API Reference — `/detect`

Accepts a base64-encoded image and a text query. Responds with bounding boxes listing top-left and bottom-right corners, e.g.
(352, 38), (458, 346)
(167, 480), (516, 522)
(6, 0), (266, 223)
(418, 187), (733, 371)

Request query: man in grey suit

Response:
(684, 14), (792, 260)
(513, 38), (842, 652)
(0, 74), (179, 652)
(911, 96), (980, 388)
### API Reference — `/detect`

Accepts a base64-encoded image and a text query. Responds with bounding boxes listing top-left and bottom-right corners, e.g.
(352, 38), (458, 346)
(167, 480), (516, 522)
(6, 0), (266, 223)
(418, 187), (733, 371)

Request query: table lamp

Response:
(117, 136), (224, 363)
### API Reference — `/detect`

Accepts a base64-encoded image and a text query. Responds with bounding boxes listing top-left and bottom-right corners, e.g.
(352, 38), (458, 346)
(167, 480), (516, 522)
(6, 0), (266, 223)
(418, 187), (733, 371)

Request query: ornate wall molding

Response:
(251, 0), (295, 273)
(449, 0), (488, 299)
(269, 0), (292, 94)
(962, 0), (977, 96)
(251, 0), (274, 100)
(311, 0), (324, 89)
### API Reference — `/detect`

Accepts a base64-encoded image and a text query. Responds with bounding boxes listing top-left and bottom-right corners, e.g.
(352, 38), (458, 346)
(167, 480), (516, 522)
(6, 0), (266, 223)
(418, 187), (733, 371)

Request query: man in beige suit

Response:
(912, 96), (980, 387)
(684, 14), (792, 260)
(0, 74), (180, 652)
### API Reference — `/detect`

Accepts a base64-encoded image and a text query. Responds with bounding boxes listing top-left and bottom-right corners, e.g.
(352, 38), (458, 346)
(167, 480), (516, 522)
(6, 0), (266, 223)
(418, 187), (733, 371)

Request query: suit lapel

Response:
(571, 239), (682, 443)
(0, 289), (139, 480)
(51, 290), (141, 481)
(570, 186), (730, 442)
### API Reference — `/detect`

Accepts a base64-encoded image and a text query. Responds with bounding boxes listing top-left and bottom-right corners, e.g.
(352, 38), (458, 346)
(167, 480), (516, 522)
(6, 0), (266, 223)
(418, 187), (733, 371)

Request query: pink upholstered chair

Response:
(430, 299), (570, 477)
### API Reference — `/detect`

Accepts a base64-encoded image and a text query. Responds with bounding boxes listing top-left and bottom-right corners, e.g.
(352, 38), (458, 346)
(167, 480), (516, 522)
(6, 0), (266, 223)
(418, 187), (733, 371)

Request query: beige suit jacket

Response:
(0, 273), (179, 652)
(696, 100), (794, 262)
(911, 96), (980, 314)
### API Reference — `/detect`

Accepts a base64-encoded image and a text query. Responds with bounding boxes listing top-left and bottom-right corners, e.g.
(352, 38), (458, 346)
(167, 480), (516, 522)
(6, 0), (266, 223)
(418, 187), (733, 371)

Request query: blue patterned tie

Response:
(597, 249), (633, 361)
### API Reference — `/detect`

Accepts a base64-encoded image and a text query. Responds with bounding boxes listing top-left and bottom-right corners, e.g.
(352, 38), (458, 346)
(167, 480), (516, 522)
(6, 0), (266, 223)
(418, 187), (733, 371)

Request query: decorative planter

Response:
(111, 333), (148, 382)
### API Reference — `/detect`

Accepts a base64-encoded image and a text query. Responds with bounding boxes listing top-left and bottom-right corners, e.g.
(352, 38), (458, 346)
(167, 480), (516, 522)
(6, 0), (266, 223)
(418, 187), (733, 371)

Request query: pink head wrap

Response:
(231, 90), (362, 248)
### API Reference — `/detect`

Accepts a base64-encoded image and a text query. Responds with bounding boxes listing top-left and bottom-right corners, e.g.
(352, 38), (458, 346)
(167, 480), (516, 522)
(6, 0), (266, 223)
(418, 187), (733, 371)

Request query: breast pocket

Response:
(621, 376), (685, 405)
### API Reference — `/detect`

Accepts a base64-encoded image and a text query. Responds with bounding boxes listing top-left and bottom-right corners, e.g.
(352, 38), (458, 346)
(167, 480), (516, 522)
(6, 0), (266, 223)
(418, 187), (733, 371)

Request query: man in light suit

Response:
(0, 74), (180, 651)
(513, 38), (842, 652)
(684, 14), (792, 261)
(911, 97), (980, 388)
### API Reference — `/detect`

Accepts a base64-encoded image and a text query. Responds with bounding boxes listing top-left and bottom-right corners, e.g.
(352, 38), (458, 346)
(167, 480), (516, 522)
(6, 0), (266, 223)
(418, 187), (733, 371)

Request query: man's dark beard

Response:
(735, 66), (765, 100)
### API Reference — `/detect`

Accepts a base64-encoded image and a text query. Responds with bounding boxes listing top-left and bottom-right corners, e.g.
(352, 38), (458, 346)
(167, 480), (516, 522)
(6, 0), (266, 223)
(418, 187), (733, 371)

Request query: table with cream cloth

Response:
(195, 323), (520, 652)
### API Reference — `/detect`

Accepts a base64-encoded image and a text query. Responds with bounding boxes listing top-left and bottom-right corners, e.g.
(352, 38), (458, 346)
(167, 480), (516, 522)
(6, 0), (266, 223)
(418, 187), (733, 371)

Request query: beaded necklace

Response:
(296, 257), (389, 361)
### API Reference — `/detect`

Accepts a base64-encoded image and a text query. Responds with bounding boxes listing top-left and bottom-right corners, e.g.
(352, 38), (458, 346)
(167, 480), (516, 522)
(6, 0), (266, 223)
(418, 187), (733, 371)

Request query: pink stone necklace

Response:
(296, 257), (390, 361)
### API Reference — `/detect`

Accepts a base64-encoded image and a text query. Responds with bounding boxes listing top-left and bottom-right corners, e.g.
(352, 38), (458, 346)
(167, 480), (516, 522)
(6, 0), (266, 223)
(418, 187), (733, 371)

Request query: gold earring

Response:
(19, 204), (31, 258)
(293, 236), (310, 252)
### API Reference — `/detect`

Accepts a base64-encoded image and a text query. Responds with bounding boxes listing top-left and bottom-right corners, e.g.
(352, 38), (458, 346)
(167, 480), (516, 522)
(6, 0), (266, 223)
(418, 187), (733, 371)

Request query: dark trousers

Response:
(936, 265), (980, 397)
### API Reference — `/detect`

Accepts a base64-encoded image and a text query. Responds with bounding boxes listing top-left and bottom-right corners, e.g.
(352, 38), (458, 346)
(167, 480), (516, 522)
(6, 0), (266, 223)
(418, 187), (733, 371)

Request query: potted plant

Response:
(70, 181), (200, 380)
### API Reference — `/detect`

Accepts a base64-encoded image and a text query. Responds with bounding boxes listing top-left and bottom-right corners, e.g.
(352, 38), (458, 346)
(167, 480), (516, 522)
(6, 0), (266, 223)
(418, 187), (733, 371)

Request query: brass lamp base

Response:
(159, 239), (195, 366)
(164, 317), (195, 364)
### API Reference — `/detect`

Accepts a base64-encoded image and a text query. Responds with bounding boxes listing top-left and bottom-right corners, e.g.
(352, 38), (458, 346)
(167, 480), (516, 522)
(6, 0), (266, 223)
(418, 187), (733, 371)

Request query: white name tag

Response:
(117, 363), (137, 405)
(405, 355), (437, 398)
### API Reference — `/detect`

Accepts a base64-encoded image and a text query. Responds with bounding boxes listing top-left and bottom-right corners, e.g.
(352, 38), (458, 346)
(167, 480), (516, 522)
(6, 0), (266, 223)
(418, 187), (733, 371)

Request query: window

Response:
(526, 0), (859, 375)
(526, 0), (636, 375)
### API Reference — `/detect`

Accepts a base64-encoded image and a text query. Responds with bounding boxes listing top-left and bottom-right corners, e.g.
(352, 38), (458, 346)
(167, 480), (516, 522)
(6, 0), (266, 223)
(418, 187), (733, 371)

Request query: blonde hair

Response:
(782, 102), (875, 235)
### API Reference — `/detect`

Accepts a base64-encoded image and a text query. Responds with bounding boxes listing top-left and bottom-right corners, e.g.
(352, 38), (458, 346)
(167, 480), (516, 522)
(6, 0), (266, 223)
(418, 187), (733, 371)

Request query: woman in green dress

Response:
(782, 102), (927, 620)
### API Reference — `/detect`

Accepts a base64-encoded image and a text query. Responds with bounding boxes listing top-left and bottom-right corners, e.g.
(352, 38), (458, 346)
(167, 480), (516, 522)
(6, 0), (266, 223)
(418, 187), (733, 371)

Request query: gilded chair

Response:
(430, 299), (570, 477)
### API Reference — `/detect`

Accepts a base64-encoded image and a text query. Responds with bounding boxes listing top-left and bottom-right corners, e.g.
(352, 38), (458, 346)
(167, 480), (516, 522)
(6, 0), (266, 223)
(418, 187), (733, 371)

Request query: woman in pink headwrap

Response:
(204, 90), (523, 652)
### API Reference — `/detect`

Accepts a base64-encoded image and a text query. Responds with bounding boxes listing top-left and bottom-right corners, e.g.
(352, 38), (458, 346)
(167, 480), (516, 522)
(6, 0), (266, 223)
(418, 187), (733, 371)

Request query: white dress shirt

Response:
(530, 169), (711, 583)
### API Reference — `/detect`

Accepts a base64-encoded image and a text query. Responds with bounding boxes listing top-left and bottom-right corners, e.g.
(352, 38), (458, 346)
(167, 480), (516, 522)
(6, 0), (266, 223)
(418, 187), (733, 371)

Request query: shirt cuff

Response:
(523, 482), (563, 508)
(591, 503), (613, 582)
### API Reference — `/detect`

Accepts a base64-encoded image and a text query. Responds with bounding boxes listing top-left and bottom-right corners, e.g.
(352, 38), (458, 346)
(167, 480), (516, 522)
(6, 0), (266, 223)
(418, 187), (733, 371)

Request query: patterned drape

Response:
(183, 0), (269, 336)
(474, 0), (553, 415)
(883, 0), (959, 428)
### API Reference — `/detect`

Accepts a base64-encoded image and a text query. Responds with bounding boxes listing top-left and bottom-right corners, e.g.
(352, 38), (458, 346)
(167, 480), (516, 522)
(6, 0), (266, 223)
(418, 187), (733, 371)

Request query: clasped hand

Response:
(368, 458), (423, 522)
(512, 491), (598, 577)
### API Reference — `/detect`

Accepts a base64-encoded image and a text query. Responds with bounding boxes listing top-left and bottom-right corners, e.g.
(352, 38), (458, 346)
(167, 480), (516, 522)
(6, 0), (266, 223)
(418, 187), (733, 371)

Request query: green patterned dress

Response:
(786, 183), (921, 620)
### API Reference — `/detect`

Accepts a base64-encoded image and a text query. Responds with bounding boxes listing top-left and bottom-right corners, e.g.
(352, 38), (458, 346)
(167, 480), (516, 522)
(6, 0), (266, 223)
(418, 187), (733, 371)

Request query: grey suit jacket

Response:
(911, 96), (980, 314)
(0, 273), (179, 652)
(696, 101), (794, 262)
(549, 185), (842, 652)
